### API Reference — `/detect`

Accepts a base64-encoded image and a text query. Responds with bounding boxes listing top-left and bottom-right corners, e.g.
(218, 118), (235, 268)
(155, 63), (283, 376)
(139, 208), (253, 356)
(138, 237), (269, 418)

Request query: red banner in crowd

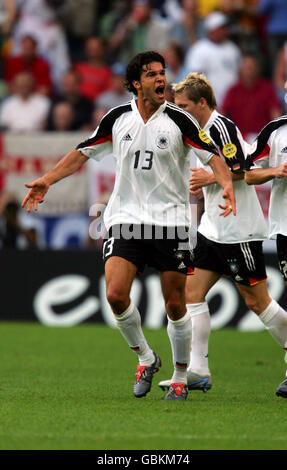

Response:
(0, 132), (90, 214)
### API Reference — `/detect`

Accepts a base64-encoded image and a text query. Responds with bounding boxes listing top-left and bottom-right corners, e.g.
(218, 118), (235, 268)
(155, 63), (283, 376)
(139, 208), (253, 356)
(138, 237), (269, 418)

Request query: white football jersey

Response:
(77, 99), (217, 230)
(197, 110), (268, 243)
(248, 116), (287, 238)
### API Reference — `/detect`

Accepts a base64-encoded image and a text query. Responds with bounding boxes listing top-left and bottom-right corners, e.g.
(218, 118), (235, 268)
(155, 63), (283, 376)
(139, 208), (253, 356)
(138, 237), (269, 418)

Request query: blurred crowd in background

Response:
(0, 0), (287, 249)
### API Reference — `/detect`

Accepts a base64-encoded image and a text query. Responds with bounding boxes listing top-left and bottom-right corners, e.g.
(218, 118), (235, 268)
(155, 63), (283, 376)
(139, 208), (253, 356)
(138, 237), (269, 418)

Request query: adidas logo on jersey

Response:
(281, 146), (287, 153)
(123, 134), (132, 141)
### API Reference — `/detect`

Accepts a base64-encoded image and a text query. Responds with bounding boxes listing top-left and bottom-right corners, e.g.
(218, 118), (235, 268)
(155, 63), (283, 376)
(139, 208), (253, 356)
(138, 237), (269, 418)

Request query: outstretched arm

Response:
(207, 155), (236, 216)
(245, 162), (287, 185)
(190, 167), (243, 189)
(21, 149), (88, 212)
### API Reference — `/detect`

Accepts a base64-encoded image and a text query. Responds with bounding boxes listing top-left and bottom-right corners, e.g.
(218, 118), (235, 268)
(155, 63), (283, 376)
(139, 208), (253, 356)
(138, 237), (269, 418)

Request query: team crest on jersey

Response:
(199, 129), (211, 143)
(223, 143), (237, 159)
(156, 133), (169, 149)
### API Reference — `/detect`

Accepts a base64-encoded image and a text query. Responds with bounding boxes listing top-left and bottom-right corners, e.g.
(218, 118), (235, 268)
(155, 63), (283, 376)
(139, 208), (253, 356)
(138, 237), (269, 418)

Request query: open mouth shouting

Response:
(155, 85), (165, 99)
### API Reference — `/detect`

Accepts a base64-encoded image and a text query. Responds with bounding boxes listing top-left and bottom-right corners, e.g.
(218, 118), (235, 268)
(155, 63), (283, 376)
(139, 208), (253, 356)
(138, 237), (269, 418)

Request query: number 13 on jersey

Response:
(134, 150), (154, 170)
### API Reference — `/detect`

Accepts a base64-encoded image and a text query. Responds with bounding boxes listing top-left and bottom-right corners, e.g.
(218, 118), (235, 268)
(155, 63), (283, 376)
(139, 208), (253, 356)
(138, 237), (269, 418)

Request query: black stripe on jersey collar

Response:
(164, 102), (218, 155)
(249, 115), (287, 161)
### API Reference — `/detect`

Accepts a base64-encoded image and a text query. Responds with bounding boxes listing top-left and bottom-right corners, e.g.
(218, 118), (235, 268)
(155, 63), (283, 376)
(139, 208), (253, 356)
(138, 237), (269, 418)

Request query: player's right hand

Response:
(21, 177), (50, 212)
(220, 183), (236, 217)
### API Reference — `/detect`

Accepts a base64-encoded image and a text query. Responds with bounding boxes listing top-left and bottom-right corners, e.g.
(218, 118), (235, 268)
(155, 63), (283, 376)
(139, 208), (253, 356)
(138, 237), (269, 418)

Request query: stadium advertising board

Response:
(0, 249), (286, 330)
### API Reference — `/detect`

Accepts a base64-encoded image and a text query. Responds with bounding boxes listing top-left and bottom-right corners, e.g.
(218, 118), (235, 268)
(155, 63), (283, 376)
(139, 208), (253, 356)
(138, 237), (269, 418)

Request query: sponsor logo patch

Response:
(222, 143), (237, 158)
(198, 129), (211, 143)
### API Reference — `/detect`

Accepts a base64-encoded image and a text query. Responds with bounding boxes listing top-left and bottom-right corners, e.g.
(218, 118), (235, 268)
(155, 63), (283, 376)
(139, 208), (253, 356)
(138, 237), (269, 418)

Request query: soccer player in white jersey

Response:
(21, 51), (235, 401)
(245, 115), (287, 397)
(158, 73), (287, 398)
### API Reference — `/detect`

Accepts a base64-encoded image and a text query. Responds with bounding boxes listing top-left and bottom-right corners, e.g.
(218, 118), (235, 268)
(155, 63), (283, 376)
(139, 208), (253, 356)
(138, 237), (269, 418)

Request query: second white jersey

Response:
(77, 99), (216, 230)
(248, 116), (287, 238)
(197, 111), (268, 243)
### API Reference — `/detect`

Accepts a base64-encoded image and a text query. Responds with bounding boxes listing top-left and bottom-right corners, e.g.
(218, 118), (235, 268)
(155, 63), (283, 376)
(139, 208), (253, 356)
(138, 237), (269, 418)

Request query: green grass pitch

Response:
(0, 322), (286, 450)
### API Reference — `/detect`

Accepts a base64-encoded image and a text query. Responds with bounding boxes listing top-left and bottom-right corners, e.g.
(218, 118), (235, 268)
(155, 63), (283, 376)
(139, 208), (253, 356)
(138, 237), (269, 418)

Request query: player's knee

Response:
(186, 290), (206, 304)
(244, 295), (266, 315)
(106, 287), (129, 311)
(165, 298), (184, 316)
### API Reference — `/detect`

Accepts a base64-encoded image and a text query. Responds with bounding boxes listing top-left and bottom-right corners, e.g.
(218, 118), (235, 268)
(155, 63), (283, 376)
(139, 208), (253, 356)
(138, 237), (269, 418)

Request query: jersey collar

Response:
(131, 98), (167, 123)
(204, 109), (219, 131)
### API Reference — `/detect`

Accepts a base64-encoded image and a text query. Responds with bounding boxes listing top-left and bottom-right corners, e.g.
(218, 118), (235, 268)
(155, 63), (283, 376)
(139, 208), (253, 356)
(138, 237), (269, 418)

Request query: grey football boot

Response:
(276, 375), (287, 398)
(164, 383), (188, 400)
(133, 352), (161, 398)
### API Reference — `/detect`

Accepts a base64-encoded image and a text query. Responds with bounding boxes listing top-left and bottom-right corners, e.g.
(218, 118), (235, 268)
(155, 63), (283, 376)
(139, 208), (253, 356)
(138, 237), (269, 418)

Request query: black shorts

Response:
(192, 232), (267, 286)
(276, 234), (287, 281)
(103, 224), (194, 274)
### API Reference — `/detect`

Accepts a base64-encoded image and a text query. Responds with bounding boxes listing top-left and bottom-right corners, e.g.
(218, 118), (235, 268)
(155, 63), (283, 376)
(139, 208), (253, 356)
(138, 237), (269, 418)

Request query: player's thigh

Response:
(235, 280), (271, 315)
(186, 268), (220, 303)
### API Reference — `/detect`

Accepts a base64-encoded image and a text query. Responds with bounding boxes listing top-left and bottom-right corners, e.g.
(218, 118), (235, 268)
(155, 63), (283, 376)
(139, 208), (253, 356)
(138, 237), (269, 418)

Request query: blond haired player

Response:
(159, 73), (287, 397)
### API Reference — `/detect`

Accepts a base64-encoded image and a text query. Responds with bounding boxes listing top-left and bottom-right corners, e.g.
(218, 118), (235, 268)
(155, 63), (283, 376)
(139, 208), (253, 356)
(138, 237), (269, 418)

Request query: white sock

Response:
(114, 302), (154, 366)
(187, 302), (211, 375)
(259, 299), (287, 351)
(167, 311), (192, 384)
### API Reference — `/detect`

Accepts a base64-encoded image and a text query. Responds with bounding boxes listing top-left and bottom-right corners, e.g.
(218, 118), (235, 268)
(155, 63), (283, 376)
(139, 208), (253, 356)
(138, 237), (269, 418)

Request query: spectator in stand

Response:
(46, 101), (74, 132)
(4, 35), (52, 96)
(218, 1), (260, 55)
(170, 0), (204, 53)
(46, 70), (93, 131)
(221, 54), (282, 142)
(184, 11), (241, 107)
(57, 0), (97, 63)
(257, 0), (287, 76)
(74, 36), (113, 102)
(162, 42), (187, 86)
(0, 0), (17, 38)
(0, 0), (17, 97)
(11, 0), (71, 91)
(0, 196), (38, 249)
(95, 63), (132, 111)
(0, 71), (50, 132)
(107, 0), (171, 64)
(273, 41), (287, 113)
(99, 0), (133, 63)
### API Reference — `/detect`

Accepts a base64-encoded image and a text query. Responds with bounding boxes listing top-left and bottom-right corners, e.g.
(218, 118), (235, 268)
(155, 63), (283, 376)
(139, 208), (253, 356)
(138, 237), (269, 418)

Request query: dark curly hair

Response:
(125, 51), (166, 96)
